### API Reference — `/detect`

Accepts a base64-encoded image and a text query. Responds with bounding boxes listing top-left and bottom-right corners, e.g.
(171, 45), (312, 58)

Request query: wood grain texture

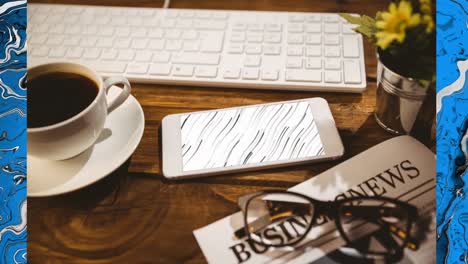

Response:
(27, 1), (432, 263)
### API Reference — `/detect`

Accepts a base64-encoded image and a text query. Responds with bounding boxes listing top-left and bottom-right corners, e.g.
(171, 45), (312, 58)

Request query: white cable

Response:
(162, 0), (171, 8)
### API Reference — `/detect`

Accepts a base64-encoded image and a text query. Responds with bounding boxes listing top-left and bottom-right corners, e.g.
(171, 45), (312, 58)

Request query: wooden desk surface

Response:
(27, 0), (419, 263)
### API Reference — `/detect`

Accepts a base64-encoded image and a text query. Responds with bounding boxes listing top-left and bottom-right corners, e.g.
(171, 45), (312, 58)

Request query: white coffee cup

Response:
(28, 63), (131, 160)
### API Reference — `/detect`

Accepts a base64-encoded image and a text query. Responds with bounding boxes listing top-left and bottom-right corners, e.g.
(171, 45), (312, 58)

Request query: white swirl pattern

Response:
(181, 101), (324, 171)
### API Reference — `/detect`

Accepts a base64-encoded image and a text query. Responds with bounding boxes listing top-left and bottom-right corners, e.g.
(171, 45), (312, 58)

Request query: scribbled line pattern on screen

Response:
(180, 101), (324, 171)
(0, 0), (27, 263)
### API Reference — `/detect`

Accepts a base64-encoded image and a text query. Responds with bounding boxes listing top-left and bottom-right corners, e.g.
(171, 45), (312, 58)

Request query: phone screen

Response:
(180, 101), (324, 171)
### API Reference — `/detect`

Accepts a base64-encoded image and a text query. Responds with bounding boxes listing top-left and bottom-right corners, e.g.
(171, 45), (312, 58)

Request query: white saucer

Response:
(28, 87), (145, 197)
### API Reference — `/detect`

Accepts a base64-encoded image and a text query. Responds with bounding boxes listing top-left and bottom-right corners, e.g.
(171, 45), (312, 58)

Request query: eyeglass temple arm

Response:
(342, 206), (419, 250)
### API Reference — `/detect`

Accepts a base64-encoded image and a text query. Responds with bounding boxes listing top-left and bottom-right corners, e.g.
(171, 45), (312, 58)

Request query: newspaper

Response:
(194, 136), (435, 264)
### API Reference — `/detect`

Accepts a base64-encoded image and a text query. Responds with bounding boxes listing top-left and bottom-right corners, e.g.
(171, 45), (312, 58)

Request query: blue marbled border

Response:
(0, 0), (27, 263)
(436, 0), (468, 263)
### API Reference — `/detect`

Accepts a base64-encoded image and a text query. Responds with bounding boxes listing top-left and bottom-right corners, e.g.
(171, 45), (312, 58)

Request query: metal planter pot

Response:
(374, 57), (435, 142)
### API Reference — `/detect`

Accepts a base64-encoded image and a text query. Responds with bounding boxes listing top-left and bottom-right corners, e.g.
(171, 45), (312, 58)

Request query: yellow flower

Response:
(420, 0), (432, 14)
(423, 15), (434, 32)
(375, 1), (421, 49)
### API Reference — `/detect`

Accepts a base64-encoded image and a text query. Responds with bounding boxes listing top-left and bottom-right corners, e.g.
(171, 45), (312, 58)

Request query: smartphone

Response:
(162, 98), (344, 179)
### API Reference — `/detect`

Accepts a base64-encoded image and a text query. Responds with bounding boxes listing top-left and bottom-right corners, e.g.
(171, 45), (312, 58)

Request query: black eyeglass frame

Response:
(238, 190), (418, 259)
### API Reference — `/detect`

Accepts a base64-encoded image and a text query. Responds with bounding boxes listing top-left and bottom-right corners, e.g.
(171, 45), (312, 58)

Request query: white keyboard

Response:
(28, 4), (367, 93)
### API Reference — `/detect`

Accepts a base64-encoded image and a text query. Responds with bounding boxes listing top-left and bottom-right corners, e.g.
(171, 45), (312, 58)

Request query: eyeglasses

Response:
(234, 190), (419, 262)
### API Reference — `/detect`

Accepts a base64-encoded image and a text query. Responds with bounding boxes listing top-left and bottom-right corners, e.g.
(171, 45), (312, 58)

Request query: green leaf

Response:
(361, 15), (377, 27)
(355, 25), (377, 39)
(339, 13), (362, 24)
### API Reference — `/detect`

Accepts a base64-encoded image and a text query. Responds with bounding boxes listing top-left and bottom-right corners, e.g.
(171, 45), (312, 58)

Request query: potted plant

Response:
(340, 0), (435, 140)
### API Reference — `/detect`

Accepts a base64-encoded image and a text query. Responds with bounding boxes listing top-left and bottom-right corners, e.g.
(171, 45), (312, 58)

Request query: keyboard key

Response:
(95, 62), (127, 73)
(148, 28), (164, 38)
(99, 26), (115, 37)
(288, 23), (303, 33)
(118, 50), (135, 61)
(286, 70), (321, 82)
(288, 34), (303, 44)
(31, 47), (49, 57)
(49, 24), (65, 34)
(127, 63), (149, 74)
(305, 45), (321, 57)
(30, 35), (47, 45)
(305, 34), (321, 44)
(286, 57), (302, 68)
(172, 52), (220, 65)
(263, 45), (281, 55)
(161, 19), (176, 28)
(232, 22), (247, 31)
(165, 29), (181, 39)
(261, 69), (279, 81)
(287, 46), (303, 56)
(166, 40), (183, 51)
(66, 47), (83, 58)
(265, 23), (282, 32)
(131, 38), (149, 49)
(343, 35), (360, 58)
(81, 37), (98, 47)
(343, 60), (362, 84)
(223, 68), (241, 79)
(101, 49), (118, 60)
(116, 27), (131, 37)
(96, 37), (113, 48)
(231, 32), (246, 42)
(47, 35), (64, 46)
(176, 19), (193, 28)
(196, 12), (211, 19)
(115, 38), (131, 49)
(228, 43), (243, 54)
(323, 14), (340, 23)
(324, 35), (340, 45)
(131, 28), (147, 37)
(135, 51), (153, 62)
(153, 51), (171, 62)
(324, 23), (340, 33)
(246, 33), (263, 43)
(244, 55), (261, 67)
(305, 23), (321, 33)
(245, 45), (262, 54)
(264, 33), (281, 43)
(289, 14), (305, 22)
(200, 32), (224, 53)
(213, 12), (228, 20)
(172, 65), (194, 76)
(180, 11), (194, 18)
(248, 23), (264, 32)
(49, 47), (66, 58)
(149, 39), (165, 50)
(306, 14), (321, 22)
(183, 41), (200, 51)
(324, 58), (341, 70)
(305, 58), (322, 69)
(195, 66), (218, 78)
(325, 46), (340, 57)
(182, 30), (198, 40)
(83, 48), (101, 59)
(68, 25), (82, 35)
(242, 68), (260, 80)
(195, 20), (226, 30)
(325, 71), (342, 83)
(149, 64), (171, 75)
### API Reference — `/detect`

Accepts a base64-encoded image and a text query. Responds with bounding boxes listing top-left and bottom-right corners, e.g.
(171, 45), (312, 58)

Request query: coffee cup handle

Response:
(103, 76), (132, 114)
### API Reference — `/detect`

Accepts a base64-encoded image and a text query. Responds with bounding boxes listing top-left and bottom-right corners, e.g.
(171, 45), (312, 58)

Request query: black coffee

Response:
(27, 72), (99, 128)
